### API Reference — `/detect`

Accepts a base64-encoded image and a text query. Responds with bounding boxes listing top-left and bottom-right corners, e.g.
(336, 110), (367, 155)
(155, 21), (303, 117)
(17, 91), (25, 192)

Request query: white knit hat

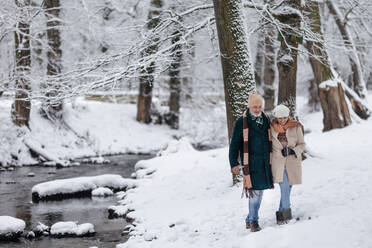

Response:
(273, 104), (290, 118)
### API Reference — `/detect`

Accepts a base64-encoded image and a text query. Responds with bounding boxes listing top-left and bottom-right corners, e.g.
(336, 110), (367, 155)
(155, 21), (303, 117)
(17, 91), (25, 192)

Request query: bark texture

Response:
(263, 25), (277, 111)
(44, 0), (63, 119)
(276, 0), (301, 117)
(213, 0), (255, 141)
(166, 30), (182, 129)
(305, 1), (351, 131)
(12, 0), (31, 127)
(326, 0), (367, 99)
(136, 0), (163, 124)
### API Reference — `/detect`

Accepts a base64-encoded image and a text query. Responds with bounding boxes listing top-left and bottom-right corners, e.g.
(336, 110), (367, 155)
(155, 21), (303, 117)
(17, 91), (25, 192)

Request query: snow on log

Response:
(24, 139), (70, 167)
(31, 174), (137, 202)
(50, 221), (95, 237)
(0, 216), (26, 241)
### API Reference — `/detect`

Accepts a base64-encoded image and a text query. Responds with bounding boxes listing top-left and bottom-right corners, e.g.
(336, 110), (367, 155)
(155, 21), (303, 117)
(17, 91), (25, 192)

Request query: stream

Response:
(0, 154), (152, 248)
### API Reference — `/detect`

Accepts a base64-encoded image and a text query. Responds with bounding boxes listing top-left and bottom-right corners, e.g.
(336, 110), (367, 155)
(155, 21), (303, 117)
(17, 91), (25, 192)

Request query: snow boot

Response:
(283, 208), (292, 221)
(246, 222), (251, 229)
(250, 221), (261, 232)
(276, 211), (286, 225)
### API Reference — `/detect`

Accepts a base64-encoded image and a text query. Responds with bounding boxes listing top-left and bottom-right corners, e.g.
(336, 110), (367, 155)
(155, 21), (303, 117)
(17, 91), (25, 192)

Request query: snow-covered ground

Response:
(115, 95), (372, 248)
(0, 97), (227, 166)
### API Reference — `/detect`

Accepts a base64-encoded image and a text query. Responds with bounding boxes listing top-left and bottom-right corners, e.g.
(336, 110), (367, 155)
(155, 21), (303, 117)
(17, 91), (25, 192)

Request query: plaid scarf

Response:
(242, 110), (273, 197)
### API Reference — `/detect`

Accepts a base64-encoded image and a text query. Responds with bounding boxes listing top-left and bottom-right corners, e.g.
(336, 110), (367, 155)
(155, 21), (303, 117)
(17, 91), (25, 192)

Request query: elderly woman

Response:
(271, 105), (305, 224)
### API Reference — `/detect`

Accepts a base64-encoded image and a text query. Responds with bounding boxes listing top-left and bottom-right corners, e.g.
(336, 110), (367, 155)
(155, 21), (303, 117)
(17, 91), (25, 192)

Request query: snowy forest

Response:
(0, 0), (371, 247)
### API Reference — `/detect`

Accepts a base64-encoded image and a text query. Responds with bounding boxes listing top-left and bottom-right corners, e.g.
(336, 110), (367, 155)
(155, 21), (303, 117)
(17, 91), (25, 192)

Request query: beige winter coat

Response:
(271, 125), (305, 185)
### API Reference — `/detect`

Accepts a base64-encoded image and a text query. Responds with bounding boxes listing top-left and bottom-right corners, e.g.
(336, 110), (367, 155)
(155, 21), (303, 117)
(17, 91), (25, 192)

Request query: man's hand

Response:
(231, 165), (241, 175)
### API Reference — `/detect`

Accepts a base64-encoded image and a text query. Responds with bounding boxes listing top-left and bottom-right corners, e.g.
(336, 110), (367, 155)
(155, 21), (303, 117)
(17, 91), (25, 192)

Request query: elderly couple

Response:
(229, 93), (305, 232)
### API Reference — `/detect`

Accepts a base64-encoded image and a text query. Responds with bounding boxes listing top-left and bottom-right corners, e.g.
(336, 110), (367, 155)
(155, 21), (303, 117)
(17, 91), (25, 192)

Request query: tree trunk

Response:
(276, 0), (301, 117)
(263, 24), (277, 112)
(44, 0), (63, 120)
(326, 0), (367, 99)
(136, 0), (163, 124)
(166, 30), (183, 129)
(254, 32), (264, 87)
(182, 39), (195, 104)
(212, 0), (255, 141)
(12, 0), (31, 127)
(305, 1), (351, 131)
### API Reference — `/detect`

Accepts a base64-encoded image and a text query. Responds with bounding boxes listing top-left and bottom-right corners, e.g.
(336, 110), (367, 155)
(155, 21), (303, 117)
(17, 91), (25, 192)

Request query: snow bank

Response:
(50, 221), (95, 237)
(115, 100), (372, 248)
(92, 187), (114, 197)
(0, 216), (25, 241)
(157, 137), (195, 156)
(32, 174), (137, 202)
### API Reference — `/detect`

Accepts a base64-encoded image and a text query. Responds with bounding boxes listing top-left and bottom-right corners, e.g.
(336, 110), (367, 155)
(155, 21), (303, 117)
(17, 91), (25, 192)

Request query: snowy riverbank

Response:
(115, 96), (372, 248)
(0, 97), (227, 166)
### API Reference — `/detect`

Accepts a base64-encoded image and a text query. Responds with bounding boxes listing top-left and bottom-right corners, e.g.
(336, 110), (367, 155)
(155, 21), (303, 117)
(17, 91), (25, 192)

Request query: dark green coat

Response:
(229, 109), (273, 190)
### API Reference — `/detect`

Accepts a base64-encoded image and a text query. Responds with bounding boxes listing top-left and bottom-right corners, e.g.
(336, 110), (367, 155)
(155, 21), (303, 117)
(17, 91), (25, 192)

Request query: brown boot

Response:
(250, 221), (262, 232)
(246, 222), (251, 229)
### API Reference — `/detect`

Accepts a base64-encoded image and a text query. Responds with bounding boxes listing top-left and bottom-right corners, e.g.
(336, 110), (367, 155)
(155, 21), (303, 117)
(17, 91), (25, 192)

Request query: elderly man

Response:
(229, 93), (273, 232)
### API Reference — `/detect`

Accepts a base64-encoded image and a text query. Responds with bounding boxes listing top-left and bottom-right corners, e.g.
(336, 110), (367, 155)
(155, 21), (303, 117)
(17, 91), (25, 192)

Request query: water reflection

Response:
(0, 154), (152, 248)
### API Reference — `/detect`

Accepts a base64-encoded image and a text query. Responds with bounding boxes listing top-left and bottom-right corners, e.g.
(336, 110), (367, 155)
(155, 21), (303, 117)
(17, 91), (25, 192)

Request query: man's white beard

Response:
(251, 112), (262, 117)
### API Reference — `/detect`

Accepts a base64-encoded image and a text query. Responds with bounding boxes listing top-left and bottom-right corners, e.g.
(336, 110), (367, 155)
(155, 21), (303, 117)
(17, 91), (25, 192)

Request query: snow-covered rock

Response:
(31, 174), (137, 202)
(108, 205), (130, 218)
(92, 187), (114, 197)
(0, 216), (26, 241)
(50, 221), (95, 237)
(33, 222), (50, 237)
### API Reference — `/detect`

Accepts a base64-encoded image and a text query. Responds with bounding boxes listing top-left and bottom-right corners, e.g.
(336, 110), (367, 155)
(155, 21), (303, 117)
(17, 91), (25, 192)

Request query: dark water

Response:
(0, 154), (152, 248)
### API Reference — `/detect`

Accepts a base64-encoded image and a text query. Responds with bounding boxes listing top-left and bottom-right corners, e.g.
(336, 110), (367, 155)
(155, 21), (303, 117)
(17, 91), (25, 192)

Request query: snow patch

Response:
(92, 187), (114, 197)
(50, 221), (95, 237)
(0, 216), (25, 235)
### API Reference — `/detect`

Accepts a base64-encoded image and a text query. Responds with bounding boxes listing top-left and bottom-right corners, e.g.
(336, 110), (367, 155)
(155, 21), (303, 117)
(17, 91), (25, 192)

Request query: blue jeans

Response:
(245, 190), (263, 223)
(279, 169), (292, 211)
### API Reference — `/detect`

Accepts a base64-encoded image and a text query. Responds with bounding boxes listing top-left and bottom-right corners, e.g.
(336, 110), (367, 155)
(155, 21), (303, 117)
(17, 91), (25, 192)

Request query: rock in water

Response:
(50, 221), (95, 237)
(0, 216), (26, 241)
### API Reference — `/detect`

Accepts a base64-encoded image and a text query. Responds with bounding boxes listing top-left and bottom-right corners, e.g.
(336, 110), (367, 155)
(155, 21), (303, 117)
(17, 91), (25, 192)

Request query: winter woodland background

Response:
(1, 0), (372, 247)
(1, 0), (372, 165)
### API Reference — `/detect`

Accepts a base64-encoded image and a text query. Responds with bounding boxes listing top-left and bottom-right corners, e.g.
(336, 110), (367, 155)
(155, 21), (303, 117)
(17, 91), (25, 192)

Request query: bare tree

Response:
(213, 0), (255, 141)
(326, 0), (367, 99)
(275, 0), (302, 116)
(136, 0), (163, 124)
(263, 22), (277, 112)
(304, 1), (351, 131)
(254, 31), (264, 87)
(166, 29), (183, 129)
(43, 0), (63, 120)
(12, 0), (31, 127)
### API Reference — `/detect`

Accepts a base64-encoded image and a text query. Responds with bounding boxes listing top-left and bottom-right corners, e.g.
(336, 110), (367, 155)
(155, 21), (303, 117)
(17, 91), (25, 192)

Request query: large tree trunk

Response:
(263, 24), (277, 112)
(166, 30), (183, 129)
(276, 0), (301, 117)
(325, 0), (367, 99)
(12, 0), (31, 127)
(213, 0), (255, 141)
(136, 0), (163, 124)
(305, 1), (352, 131)
(44, 0), (63, 120)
